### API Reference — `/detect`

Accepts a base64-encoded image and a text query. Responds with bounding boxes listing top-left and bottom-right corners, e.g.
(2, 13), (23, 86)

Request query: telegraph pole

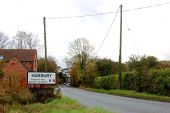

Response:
(118, 5), (123, 89)
(43, 17), (48, 72)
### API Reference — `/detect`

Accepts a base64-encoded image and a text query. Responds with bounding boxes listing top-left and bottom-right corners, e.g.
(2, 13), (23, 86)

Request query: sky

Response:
(0, 0), (170, 68)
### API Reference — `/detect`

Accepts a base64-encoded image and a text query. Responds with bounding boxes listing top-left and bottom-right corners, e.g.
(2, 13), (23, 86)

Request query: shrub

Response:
(122, 72), (134, 90)
(151, 68), (170, 96)
(0, 87), (14, 105)
(93, 75), (117, 90)
(16, 88), (35, 104)
(122, 68), (170, 96)
(0, 86), (34, 105)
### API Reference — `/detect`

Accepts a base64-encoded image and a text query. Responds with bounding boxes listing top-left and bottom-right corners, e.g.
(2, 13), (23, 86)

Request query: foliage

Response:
(122, 71), (134, 90)
(37, 56), (57, 72)
(0, 87), (34, 106)
(96, 58), (115, 76)
(67, 38), (94, 84)
(127, 55), (158, 71)
(123, 55), (160, 93)
(96, 58), (126, 76)
(0, 72), (35, 106)
(157, 60), (170, 69)
(93, 75), (117, 90)
(70, 63), (81, 87)
(122, 68), (170, 96)
(85, 60), (98, 86)
(92, 55), (170, 96)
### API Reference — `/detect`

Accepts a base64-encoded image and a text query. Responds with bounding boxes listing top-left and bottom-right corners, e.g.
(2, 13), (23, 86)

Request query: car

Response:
(66, 83), (70, 86)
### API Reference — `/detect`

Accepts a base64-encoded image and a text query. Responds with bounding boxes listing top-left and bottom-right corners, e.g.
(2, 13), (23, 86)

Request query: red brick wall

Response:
(22, 61), (33, 71)
(3, 59), (28, 88)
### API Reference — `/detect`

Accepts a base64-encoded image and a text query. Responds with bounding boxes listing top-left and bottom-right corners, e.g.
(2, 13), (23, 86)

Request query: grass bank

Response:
(84, 88), (170, 103)
(7, 96), (112, 113)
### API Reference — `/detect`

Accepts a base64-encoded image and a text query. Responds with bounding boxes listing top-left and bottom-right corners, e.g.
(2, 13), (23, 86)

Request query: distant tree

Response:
(158, 60), (170, 69)
(11, 31), (39, 49)
(0, 32), (10, 48)
(67, 38), (94, 85)
(96, 58), (114, 76)
(127, 55), (158, 71)
(37, 56), (57, 72)
(63, 57), (73, 68)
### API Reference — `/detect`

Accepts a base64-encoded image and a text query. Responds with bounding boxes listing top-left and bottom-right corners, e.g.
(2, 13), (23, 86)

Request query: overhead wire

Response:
(123, 1), (170, 12)
(45, 1), (170, 56)
(95, 6), (120, 54)
(46, 1), (170, 20)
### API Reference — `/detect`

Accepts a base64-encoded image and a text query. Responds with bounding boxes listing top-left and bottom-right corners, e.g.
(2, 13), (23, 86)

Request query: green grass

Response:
(7, 96), (112, 113)
(85, 88), (170, 103)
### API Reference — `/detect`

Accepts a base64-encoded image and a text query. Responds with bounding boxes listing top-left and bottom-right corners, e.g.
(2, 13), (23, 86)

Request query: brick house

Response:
(0, 49), (37, 88)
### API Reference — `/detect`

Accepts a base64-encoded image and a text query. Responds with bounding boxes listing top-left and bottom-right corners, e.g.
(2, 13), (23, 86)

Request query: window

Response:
(0, 55), (4, 60)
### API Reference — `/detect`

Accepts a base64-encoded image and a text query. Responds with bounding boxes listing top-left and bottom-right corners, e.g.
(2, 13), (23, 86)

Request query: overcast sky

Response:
(0, 0), (170, 68)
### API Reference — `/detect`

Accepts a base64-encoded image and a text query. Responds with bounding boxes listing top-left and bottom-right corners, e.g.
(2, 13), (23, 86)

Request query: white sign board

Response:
(28, 72), (56, 84)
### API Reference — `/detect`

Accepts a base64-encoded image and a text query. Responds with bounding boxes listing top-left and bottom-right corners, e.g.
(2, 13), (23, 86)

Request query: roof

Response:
(0, 49), (37, 61)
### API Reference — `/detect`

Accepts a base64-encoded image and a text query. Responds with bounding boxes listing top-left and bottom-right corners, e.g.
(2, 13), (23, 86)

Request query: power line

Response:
(47, 11), (117, 19)
(124, 1), (170, 12)
(95, 6), (120, 54)
(46, 1), (170, 19)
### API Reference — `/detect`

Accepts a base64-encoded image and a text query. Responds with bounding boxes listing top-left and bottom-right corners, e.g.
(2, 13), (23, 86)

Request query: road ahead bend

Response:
(61, 87), (170, 113)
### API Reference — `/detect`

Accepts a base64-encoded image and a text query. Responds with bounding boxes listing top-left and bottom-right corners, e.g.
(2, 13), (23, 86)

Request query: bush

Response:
(122, 72), (134, 90)
(151, 69), (170, 96)
(122, 68), (170, 96)
(0, 87), (14, 105)
(93, 75), (117, 90)
(15, 88), (35, 104)
(0, 86), (34, 105)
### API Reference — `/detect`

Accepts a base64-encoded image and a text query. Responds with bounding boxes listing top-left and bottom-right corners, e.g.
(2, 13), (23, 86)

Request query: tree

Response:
(0, 32), (10, 48)
(96, 58), (125, 76)
(127, 55), (158, 71)
(85, 60), (97, 86)
(67, 38), (94, 85)
(11, 31), (39, 49)
(69, 63), (81, 87)
(126, 55), (158, 92)
(96, 58), (115, 76)
(37, 56), (57, 72)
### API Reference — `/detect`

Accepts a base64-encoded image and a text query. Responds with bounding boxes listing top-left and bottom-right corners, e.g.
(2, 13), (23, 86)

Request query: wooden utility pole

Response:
(118, 5), (123, 89)
(43, 17), (48, 72)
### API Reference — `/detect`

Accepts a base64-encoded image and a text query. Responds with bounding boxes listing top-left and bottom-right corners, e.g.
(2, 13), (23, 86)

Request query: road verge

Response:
(83, 88), (170, 103)
(7, 96), (112, 113)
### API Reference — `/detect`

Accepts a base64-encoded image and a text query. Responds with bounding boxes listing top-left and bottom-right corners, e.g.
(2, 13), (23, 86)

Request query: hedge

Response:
(93, 75), (117, 90)
(94, 68), (170, 96)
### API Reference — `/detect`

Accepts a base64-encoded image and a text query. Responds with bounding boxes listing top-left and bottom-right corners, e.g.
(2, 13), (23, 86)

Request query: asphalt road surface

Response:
(61, 87), (170, 113)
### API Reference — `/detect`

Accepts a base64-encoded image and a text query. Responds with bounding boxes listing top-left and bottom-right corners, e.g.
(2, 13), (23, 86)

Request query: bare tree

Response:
(0, 32), (9, 48)
(67, 38), (94, 85)
(11, 31), (39, 49)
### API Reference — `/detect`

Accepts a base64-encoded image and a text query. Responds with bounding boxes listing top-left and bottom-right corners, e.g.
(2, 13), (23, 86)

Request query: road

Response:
(61, 87), (170, 113)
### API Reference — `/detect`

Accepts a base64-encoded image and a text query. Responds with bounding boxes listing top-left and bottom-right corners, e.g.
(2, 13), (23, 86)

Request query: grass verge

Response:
(7, 96), (112, 113)
(84, 88), (170, 103)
